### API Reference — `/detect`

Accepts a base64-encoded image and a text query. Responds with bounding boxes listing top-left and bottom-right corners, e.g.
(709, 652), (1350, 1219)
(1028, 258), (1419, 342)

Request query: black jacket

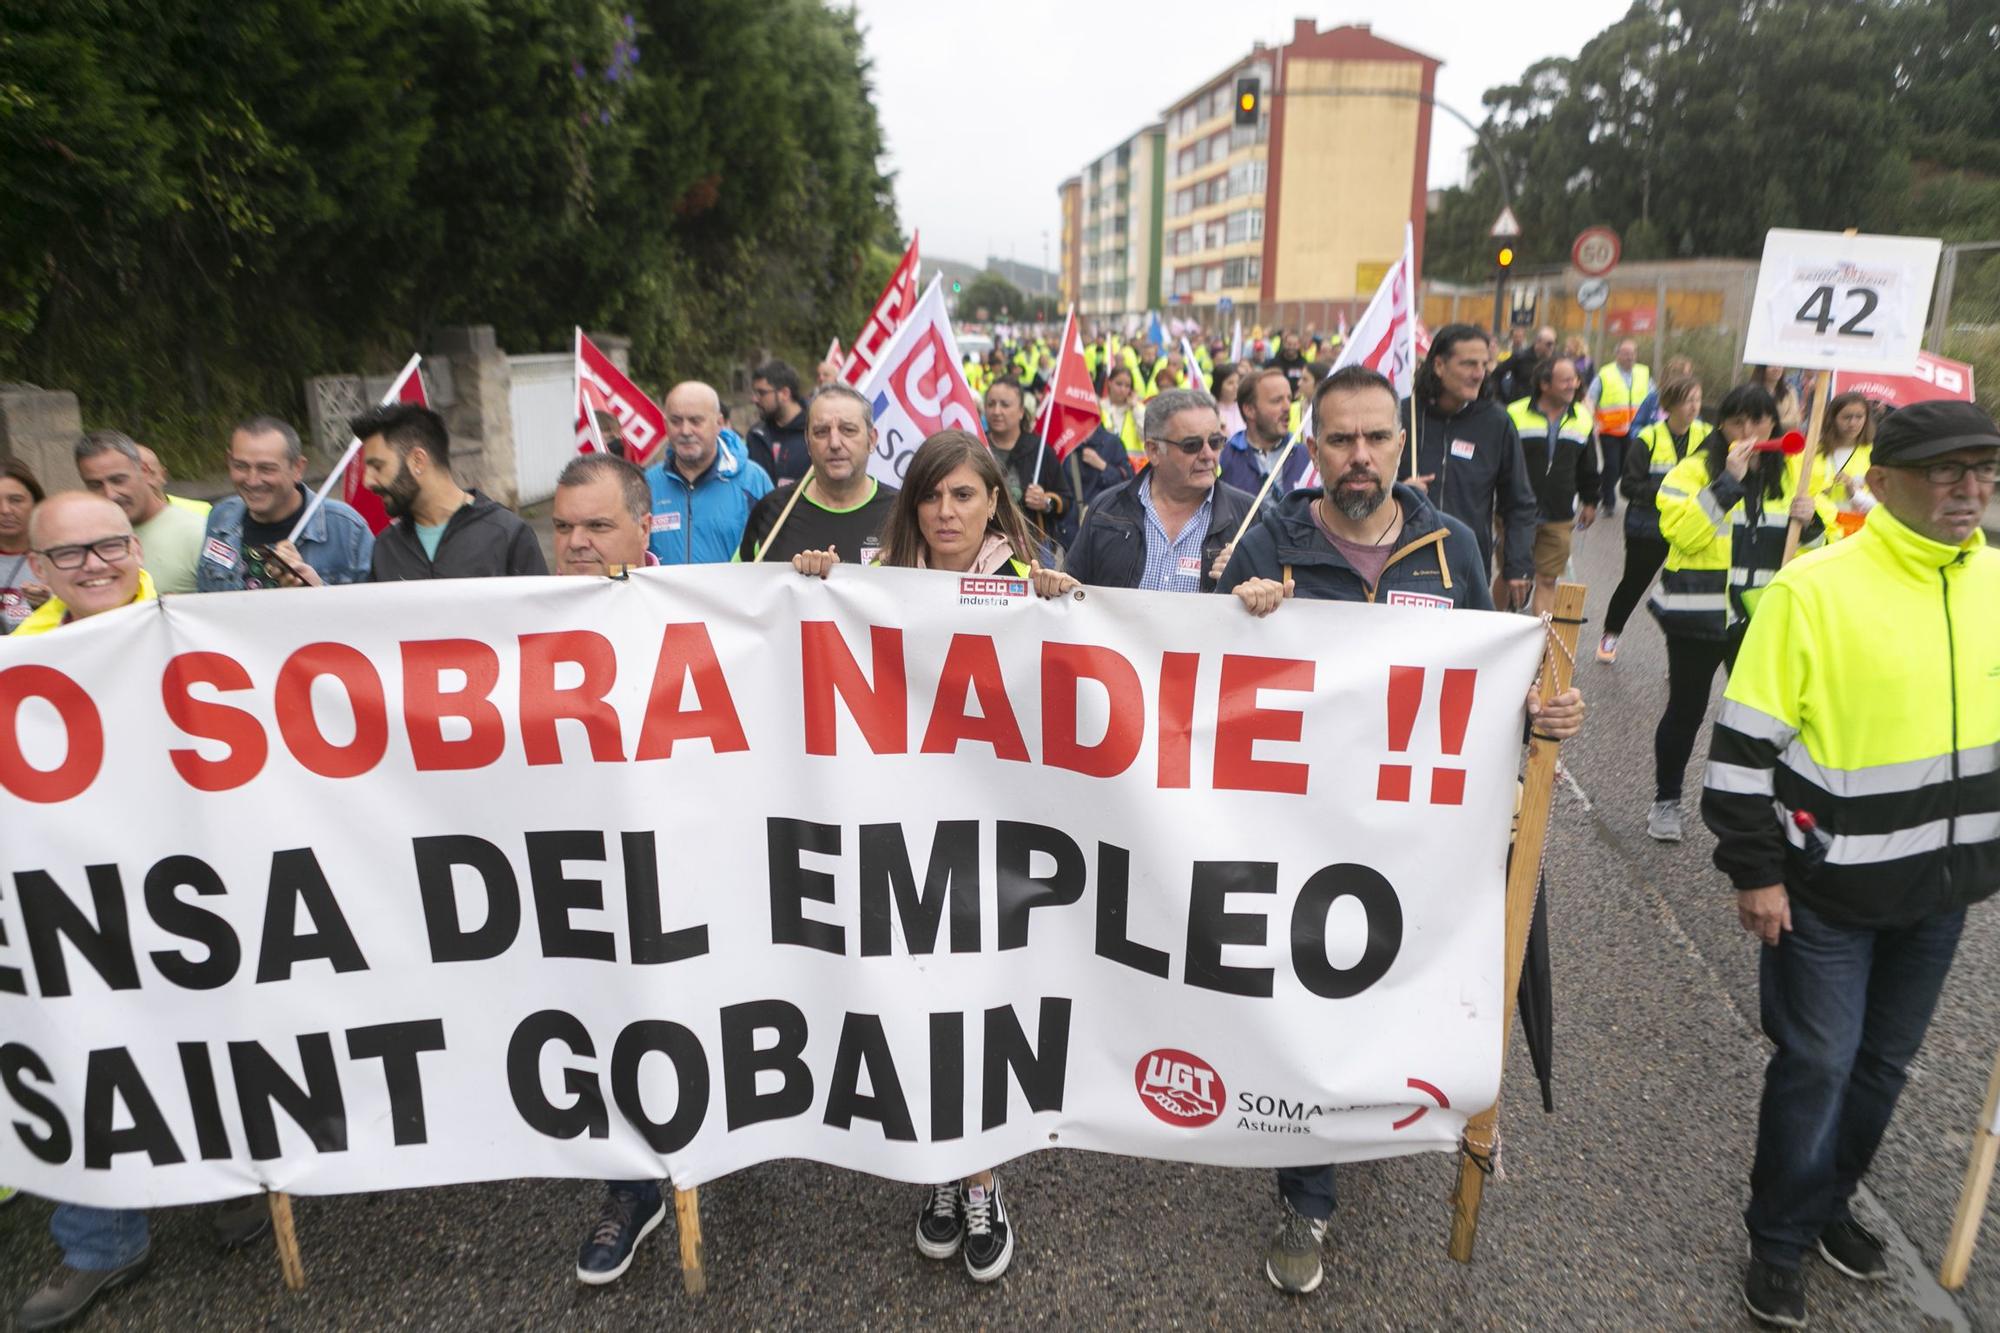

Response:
(989, 432), (1077, 553)
(1067, 475), (1254, 592)
(745, 410), (810, 485)
(1217, 484), (1493, 609)
(1516, 401), (1601, 522)
(1070, 425), (1135, 509)
(370, 491), (548, 581)
(1399, 395), (1539, 583)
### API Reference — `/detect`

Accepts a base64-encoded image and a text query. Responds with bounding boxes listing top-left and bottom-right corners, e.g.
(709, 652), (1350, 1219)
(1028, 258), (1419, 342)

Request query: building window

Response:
(1205, 265), (1224, 293)
(1173, 268), (1193, 295)
(1205, 219), (1226, 249)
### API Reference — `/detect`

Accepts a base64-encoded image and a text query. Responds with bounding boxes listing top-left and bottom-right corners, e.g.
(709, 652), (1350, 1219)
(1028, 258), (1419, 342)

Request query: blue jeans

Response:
(1276, 1165), (1336, 1222)
(1746, 901), (1964, 1268)
(50, 1206), (149, 1271)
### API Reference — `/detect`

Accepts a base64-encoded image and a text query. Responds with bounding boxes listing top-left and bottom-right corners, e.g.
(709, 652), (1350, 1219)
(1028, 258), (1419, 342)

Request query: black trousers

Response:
(1599, 434), (1629, 509)
(1654, 627), (1743, 800)
(1604, 533), (1669, 636)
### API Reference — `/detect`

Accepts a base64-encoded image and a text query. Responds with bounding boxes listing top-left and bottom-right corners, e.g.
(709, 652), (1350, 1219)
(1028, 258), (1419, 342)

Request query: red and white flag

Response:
(856, 274), (984, 486)
(574, 328), (668, 467)
(290, 352), (425, 541)
(1300, 224), (1419, 488)
(1031, 307), (1102, 464)
(842, 232), (921, 387)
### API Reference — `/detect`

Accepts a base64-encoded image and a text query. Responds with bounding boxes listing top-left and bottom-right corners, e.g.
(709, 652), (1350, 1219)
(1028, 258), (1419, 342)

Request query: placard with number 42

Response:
(1743, 229), (1942, 374)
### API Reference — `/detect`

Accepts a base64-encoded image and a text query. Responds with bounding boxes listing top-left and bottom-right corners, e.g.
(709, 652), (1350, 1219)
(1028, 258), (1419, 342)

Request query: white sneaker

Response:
(1596, 634), (1619, 663)
(1647, 800), (1683, 842)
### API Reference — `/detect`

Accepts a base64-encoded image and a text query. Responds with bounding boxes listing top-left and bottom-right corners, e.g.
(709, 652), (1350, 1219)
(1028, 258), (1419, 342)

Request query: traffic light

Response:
(1234, 76), (1260, 127)
(952, 280), (962, 294)
(1496, 245), (1515, 270)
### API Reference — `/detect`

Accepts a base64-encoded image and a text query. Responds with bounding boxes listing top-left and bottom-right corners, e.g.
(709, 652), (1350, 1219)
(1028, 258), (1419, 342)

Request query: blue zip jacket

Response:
(1216, 484), (1492, 610)
(645, 438), (773, 565)
(1218, 429), (1311, 497)
(196, 488), (374, 591)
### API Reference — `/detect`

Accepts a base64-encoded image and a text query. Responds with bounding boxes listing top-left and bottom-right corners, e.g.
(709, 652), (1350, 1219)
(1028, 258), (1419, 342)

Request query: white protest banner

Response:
(0, 567), (1540, 1208)
(1743, 228), (1943, 374)
(857, 275), (985, 486)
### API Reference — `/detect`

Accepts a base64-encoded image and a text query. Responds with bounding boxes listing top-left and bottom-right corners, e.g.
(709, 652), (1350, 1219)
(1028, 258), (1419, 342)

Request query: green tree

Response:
(953, 271), (1026, 323)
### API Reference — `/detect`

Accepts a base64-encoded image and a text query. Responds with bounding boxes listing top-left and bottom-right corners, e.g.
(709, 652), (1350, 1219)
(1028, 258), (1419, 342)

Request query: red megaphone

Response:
(1753, 430), (1807, 455)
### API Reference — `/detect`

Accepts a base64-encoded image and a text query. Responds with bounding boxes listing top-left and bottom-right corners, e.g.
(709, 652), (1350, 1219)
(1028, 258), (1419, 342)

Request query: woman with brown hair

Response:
(788, 427), (1072, 1282)
(0, 457), (48, 634)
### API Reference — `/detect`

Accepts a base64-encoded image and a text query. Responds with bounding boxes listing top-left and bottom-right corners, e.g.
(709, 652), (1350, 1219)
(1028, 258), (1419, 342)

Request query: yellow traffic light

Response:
(1239, 91), (1256, 113)
(1497, 246), (1515, 269)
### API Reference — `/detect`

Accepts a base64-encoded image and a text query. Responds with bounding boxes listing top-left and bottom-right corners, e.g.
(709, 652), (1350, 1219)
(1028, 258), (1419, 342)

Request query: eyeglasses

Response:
(1893, 458), (2000, 486)
(1159, 432), (1229, 456)
(34, 535), (135, 569)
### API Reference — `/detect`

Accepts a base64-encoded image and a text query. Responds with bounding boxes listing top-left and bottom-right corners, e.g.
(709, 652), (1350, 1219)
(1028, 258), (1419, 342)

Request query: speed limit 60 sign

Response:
(1743, 228), (1942, 373)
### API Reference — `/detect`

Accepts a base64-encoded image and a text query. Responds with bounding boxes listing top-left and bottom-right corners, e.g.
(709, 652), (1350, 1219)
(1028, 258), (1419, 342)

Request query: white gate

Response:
(508, 353), (575, 506)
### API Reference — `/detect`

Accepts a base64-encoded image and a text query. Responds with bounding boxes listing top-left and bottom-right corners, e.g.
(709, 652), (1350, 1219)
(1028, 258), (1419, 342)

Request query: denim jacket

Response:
(196, 488), (375, 591)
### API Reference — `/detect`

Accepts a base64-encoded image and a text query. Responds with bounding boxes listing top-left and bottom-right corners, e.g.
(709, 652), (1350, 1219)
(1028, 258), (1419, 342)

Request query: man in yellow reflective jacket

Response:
(1702, 399), (2000, 1329)
(1586, 339), (1650, 516)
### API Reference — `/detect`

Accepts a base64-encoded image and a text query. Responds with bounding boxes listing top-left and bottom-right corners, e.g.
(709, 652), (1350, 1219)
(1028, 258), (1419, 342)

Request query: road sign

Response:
(1570, 227), (1621, 278)
(1576, 278), (1609, 312)
(1742, 228), (1942, 374)
(1490, 207), (1521, 239)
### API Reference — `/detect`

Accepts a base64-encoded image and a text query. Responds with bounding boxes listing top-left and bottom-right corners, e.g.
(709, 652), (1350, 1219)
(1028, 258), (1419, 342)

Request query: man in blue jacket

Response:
(197, 416), (373, 590)
(1219, 364), (1586, 1296)
(646, 381), (772, 565)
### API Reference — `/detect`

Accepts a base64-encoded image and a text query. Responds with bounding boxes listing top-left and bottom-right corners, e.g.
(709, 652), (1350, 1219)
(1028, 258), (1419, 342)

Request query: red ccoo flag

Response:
(574, 328), (668, 467)
(843, 232), (920, 387)
(1031, 307), (1102, 465)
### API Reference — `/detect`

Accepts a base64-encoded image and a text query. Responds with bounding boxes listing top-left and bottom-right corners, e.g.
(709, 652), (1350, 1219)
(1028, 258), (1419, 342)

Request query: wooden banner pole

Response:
(1448, 579), (1586, 1263)
(675, 1185), (707, 1295)
(750, 466), (816, 564)
(268, 1191), (306, 1292)
(1213, 433), (1301, 581)
(1941, 1041), (2000, 1289)
(1780, 368), (1832, 566)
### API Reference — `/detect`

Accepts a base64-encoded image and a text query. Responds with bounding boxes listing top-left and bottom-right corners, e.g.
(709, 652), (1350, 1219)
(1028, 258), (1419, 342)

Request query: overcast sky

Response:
(848, 0), (1626, 271)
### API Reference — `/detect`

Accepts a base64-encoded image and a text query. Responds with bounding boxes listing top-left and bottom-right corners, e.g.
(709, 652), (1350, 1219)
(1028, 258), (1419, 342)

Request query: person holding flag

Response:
(196, 417), (373, 591)
(981, 378), (1074, 554)
(1218, 365), (1586, 1296)
(738, 385), (896, 565)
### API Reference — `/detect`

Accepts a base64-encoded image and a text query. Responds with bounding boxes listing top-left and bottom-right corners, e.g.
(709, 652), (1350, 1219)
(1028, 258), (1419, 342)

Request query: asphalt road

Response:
(2, 511), (1994, 1331)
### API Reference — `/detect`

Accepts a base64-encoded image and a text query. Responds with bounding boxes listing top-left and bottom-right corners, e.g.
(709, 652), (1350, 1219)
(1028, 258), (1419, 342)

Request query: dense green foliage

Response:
(0, 0), (898, 469)
(1427, 0), (2000, 279)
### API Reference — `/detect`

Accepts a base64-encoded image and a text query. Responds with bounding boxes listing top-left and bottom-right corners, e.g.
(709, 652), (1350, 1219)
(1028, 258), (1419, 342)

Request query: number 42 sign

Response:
(1744, 228), (1942, 374)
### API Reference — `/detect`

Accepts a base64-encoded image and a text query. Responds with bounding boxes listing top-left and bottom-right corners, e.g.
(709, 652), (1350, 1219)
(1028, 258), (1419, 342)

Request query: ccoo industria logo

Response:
(1134, 1049), (1225, 1128)
(958, 575), (1028, 606)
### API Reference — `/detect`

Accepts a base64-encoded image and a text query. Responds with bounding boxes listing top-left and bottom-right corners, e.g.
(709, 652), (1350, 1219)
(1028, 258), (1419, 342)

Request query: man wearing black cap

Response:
(1702, 398), (2000, 1328)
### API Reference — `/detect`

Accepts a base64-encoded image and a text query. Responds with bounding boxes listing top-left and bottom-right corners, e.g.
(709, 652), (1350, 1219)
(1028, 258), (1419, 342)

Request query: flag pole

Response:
(1405, 223), (1421, 483)
(1215, 428), (1303, 578)
(289, 352), (421, 544)
(750, 466), (817, 563)
(1030, 305), (1076, 487)
(1941, 1040), (2000, 1288)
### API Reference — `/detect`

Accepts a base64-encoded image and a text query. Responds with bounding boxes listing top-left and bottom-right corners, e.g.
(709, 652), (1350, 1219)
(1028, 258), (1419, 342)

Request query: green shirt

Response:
(416, 522), (448, 561)
(136, 501), (208, 594)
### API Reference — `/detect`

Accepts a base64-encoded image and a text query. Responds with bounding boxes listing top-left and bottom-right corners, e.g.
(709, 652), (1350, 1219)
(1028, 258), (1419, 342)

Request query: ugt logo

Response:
(1134, 1049), (1225, 1128)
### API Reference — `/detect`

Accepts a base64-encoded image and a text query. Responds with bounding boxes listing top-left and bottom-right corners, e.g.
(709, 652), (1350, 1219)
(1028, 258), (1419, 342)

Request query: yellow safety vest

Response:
(1594, 364), (1652, 437)
(1706, 505), (2000, 920)
(1505, 396), (1595, 447)
(1102, 402), (1145, 471)
(1651, 447), (1836, 639)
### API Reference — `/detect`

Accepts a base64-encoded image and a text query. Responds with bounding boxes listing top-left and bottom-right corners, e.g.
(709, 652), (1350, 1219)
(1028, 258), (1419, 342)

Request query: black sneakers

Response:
(960, 1177), (1014, 1282)
(16, 1252), (152, 1332)
(575, 1182), (667, 1286)
(915, 1181), (964, 1259)
(1743, 1255), (1807, 1329)
(1817, 1218), (1889, 1282)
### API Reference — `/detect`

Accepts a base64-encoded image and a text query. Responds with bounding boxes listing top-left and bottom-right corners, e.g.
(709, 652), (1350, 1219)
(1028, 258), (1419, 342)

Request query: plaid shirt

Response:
(1135, 473), (1214, 593)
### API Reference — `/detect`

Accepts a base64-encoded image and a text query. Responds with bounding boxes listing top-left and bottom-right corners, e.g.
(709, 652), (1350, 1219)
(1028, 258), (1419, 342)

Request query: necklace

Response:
(1317, 492), (1402, 546)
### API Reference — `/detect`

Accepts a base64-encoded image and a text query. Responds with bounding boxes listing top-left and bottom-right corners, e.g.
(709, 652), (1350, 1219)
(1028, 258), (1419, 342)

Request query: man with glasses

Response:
(739, 385), (896, 565)
(1067, 387), (1253, 593)
(1220, 365), (1585, 1296)
(1703, 399), (2000, 1330)
(9, 492), (272, 1329)
(746, 358), (811, 487)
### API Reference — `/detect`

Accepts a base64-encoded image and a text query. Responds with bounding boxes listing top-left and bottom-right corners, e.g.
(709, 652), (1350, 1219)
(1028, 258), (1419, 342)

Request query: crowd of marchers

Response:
(0, 320), (1993, 1330)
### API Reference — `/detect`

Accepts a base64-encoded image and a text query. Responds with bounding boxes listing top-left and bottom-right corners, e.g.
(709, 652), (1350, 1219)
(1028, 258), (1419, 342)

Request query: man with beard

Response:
(746, 358), (811, 486)
(1219, 365), (1586, 1296)
(355, 402), (547, 580)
